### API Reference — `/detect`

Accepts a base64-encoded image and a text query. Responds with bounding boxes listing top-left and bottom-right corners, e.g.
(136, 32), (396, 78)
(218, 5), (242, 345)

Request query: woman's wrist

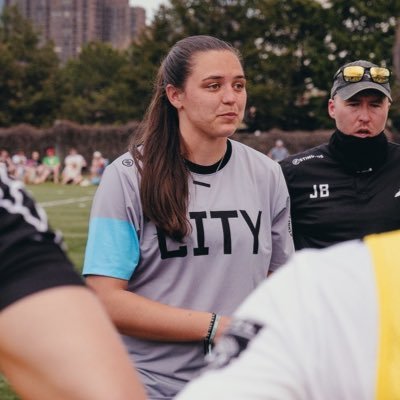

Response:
(203, 313), (221, 354)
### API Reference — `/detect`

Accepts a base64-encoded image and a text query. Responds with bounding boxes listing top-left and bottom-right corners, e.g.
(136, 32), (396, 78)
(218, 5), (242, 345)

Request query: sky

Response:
(130, 0), (168, 23)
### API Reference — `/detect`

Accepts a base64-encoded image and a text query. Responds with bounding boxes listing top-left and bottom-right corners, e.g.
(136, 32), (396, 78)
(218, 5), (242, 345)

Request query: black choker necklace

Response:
(183, 140), (232, 175)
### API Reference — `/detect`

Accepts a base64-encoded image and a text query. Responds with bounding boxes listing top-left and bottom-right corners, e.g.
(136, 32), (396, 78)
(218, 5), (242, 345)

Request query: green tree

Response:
(0, 6), (60, 127)
(130, 0), (330, 130)
(163, 0), (400, 130)
(325, 0), (400, 129)
(123, 6), (184, 120)
(58, 42), (132, 124)
(326, 0), (399, 65)
(3, 1), (400, 130)
(240, 0), (330, 130)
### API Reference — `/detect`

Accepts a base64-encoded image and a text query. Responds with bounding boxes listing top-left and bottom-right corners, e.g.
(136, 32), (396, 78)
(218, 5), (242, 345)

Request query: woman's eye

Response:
(234, 82), (245, 90)
(208, 83), (220, 90)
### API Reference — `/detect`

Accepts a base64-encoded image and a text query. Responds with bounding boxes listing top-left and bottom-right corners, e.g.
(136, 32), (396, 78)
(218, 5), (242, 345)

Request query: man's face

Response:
(328, 90), (390, 138)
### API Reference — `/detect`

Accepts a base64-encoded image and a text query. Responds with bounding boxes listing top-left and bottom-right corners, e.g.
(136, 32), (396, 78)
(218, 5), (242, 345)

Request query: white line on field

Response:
(39, 196), (92, 208)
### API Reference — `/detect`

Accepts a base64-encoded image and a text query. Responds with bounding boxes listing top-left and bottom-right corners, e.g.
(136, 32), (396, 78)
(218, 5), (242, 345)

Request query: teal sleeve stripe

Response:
(83, 217), (140, 280)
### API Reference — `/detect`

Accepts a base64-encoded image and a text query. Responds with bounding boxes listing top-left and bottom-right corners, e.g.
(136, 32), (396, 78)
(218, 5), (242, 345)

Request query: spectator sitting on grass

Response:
(25, 151), (45, 184)
(90, 151), (107, 185)
(37, 147), (61, 184)
(61, 147), (87, 185)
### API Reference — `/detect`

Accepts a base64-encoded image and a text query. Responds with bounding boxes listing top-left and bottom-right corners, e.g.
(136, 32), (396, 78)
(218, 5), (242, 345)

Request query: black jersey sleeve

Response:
(0, 166), (84, 311)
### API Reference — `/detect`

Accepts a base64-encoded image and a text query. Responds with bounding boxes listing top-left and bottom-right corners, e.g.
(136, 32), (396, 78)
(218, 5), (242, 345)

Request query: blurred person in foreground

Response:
(176, 227), (400, 400)
(83, 35), (293, 399)
(280, 60), (400, 250)
(0, 164), (146, 400)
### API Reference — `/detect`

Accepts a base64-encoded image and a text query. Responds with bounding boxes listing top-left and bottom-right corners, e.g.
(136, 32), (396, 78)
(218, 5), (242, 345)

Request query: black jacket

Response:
(280, 130), (400, 250)
(0, 165), (83, 310)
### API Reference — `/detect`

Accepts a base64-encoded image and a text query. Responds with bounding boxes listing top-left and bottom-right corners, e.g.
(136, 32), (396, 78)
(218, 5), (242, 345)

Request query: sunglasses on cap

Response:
(334, 66), (391, 84)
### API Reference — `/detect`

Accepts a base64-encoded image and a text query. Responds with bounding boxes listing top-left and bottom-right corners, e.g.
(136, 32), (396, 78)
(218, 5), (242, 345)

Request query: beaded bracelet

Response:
(204, 313), (220, 355)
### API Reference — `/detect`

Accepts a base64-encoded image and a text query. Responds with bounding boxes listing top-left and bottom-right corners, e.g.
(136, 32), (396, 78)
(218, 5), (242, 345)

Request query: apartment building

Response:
(4, 0), (146, 62)
(49, 0), (103, 61)
(103, 0), (130, 49)
(131, 5), (145, 39)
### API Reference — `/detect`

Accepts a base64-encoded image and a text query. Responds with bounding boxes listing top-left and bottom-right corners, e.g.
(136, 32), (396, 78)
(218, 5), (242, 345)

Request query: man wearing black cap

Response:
(280, 60), (400, 250)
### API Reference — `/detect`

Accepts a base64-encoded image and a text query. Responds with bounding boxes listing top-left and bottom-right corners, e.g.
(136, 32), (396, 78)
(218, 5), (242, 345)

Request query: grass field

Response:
(0, 182), (98, 399)
(28, 183), (97, 271)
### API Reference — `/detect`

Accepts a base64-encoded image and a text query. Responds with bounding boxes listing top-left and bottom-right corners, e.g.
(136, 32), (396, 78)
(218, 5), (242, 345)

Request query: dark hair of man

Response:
(129, 35), (242, 242)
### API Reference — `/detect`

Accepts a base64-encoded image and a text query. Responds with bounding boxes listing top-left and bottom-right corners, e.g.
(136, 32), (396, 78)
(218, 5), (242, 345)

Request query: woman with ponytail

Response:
(83, 35), (293, 399)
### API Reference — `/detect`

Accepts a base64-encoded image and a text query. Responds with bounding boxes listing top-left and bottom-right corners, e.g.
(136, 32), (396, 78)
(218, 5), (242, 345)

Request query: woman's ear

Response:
(165, 84), (183, 109)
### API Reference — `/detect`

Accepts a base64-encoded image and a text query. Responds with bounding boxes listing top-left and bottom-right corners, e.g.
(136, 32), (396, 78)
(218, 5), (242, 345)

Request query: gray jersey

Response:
(83, 139), (293, 399)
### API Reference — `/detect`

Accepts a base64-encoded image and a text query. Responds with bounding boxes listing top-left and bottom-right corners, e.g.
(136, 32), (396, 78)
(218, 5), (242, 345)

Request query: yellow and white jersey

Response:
(177, 230), (400, 400)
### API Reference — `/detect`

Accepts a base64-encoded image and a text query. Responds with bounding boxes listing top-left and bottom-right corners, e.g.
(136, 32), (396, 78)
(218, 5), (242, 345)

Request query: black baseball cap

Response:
(330, 60), (392, 101)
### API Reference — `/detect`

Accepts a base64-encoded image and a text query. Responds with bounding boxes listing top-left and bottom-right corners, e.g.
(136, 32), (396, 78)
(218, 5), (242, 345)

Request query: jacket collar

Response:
(328, 129), (388, 173)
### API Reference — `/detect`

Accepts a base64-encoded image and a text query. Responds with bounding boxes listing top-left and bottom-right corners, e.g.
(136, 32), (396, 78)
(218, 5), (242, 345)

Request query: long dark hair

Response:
(130, 35), (241, 242)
